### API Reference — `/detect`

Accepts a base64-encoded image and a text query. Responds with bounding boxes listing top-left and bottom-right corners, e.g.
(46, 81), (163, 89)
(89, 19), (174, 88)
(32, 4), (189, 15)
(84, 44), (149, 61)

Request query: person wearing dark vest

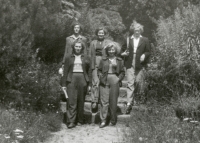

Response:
(59, 21), (88, 75)
(121, 21), (150, 114)
(89, 27), (112, 110)
(98, 42), (125, 128)
(62, 40), (91, 129)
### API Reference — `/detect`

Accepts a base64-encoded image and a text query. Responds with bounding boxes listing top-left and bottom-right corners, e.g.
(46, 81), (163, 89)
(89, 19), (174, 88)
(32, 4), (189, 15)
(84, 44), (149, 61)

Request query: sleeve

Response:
(89, 41), (95, 70)
(88, 56), (92, 86)
(144, 38), (151, 62)
(118, 60), (125, 82)
(61, 56), (69, 87)
(62, 38), (71, 64)
(83, 37), (88, 55)
(97, 59), (103, 78)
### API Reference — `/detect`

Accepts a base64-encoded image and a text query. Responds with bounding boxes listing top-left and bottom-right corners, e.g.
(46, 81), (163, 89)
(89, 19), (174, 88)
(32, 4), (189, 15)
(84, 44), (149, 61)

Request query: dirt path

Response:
(44, 123), (130, 143)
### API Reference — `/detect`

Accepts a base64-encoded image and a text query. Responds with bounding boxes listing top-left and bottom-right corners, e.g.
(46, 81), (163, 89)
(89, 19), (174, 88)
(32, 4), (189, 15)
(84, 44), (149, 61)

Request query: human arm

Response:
(62, 38), (71, 64)
(97, 59), (103, 78)
(120, 38), (129, 57)
(118, 60), (125, 82)
(141, 38), (151, 63)
(61, 56), (69, 87)
(82, 37), (88, 55)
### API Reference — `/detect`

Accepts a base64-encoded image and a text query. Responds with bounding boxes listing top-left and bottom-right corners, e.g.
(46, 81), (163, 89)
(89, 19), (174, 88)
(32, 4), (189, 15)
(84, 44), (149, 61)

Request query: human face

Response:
(74, 43), (82, 55)
(97, 30), (105, 40)
(74, 25), (81, 34)
(108, 47), (116, 57)
(134, 28), (141, 38)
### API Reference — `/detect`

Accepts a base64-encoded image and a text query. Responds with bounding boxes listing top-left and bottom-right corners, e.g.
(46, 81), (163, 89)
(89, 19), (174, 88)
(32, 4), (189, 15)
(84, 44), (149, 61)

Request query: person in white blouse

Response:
(121, 21), (150, 114)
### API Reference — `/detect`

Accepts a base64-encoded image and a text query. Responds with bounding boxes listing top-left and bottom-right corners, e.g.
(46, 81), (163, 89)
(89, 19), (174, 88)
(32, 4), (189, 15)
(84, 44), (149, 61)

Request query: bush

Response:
(83, 8), (126, 39)
(0, 0), (66, 112)
(0, 107), (62, 143)
(146, 4), (200, 101)
(123, 100), (200, 143)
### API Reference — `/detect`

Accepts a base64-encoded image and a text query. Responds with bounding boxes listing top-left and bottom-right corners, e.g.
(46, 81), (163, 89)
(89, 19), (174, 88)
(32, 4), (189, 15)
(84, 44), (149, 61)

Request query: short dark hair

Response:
(71, 39), (85, 54)
(105, 43), (117, 56)
(95, 27), (107, 36)
(71, 22), (83, 33)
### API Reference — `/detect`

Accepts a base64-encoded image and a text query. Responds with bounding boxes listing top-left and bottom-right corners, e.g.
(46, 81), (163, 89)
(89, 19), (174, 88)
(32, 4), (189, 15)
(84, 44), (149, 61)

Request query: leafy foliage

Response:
(81, 8), (126, 40)
(0, 0), (64, 112)
(146, 4), (200, 101)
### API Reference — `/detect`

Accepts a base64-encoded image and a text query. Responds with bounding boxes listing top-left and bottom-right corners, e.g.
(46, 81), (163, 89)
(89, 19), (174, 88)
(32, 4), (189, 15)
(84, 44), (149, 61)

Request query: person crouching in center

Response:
(98, 42), (125, 128)
(62, 40), (91, 129)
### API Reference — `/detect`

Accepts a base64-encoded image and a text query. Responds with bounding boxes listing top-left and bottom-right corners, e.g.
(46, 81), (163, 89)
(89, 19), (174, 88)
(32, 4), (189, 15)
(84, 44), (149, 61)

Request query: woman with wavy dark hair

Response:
(62, 39), (91, 129)
(89, 27), (112, 110)
(98, 42), (125, 128)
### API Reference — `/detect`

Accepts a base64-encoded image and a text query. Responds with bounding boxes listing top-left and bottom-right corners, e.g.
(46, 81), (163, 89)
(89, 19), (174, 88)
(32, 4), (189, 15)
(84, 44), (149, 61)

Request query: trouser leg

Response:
(134, 69), (146, 103)
(109, 82), (119, 124)
(100, 85), (109, 123)
(91, 68), (99, 103)
(126, 67), (135, 105)
(66, 80), (77, 124)
(77, 75), (87, 124)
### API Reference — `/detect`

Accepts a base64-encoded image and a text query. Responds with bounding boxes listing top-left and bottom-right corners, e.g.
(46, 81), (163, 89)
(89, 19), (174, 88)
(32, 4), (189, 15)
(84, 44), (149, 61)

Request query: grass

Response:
(123, 99), (200, 143)
(0, 104), (63, 143)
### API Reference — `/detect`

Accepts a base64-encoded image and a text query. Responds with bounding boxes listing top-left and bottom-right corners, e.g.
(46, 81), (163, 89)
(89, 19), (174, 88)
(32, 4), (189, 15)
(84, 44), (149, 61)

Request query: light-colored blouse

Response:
(73, 55), (83, 72)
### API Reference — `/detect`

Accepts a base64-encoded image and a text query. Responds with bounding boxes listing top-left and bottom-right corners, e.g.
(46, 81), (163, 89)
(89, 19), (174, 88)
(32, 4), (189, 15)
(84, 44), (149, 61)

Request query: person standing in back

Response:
(89, 27), (112, 110)
(121, 21), (150, 114)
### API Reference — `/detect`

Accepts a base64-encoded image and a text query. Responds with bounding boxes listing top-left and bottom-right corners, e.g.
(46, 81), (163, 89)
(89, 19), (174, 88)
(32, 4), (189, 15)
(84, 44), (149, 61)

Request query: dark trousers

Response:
(100, 74), (119, 124)
(66, 73), (87, 124)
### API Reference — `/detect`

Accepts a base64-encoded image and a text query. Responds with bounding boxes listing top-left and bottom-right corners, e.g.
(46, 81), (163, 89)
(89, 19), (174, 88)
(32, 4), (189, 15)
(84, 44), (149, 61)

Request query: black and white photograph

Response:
(1, 0), (200, 142)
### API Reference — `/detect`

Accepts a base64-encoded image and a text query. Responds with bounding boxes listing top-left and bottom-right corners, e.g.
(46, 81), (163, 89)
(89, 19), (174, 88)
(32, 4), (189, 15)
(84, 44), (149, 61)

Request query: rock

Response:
(62, 9), (75, 17)
(60, 0), (81, 20)
(61, 0), (74, 9)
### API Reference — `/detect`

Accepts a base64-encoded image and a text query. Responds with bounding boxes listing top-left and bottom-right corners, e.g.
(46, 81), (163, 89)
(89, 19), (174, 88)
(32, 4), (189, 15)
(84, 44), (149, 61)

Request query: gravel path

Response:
(44, 123), (130, 143)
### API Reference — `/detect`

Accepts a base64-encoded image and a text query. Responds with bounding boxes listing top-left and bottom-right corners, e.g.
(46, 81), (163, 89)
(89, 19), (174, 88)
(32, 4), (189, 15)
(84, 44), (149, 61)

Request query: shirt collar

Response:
(71, 54), (84, 57)
(70, 34), (82, 39)
(131, 35), (142, 39)
(102, 56), (122, 61)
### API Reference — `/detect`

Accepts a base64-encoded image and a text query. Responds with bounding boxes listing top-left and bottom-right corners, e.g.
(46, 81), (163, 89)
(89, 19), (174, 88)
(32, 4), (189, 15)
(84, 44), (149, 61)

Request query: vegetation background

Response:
(1, 0), (200, 142)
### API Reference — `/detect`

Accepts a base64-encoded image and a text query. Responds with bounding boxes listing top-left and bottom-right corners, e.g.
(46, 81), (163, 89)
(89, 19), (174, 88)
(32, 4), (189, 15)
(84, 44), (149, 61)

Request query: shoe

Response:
(109, 122), (116, 126)
(77, 122), (83, 126)
(99, 122), (106, 128)
(125, 105), (132, 114)
(68, 123), (76, 129)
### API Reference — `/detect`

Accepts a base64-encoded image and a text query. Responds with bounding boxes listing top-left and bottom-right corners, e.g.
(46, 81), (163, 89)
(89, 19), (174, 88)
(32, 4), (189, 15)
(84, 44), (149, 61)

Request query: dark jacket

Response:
(62, 35), (88, 64)
(98, 57), (125, 86)
(122, 36), (150, 73)
(62, 54), (92, 87)
(89, 39), (112, 70)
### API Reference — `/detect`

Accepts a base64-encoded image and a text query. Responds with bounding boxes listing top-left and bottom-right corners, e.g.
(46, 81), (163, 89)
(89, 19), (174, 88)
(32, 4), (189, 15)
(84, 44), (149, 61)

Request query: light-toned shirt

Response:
(70, 34), (83, 40)
(73, 55), (83, 72)
(108, 58), (117, 73)
(131, 35), (142, 68)
(131, 35), (142, 53)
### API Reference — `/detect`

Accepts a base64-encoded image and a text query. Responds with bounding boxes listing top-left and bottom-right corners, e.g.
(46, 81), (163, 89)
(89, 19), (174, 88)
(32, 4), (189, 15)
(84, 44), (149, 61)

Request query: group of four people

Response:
(60, 21), (150, 129)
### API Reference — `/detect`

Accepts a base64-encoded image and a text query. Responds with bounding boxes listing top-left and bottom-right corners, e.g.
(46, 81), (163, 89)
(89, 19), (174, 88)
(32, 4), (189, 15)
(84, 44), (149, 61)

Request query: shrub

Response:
(123, 102), (200, 143)
(84, 8), (126, 39)
(0, 107), (62, 143)
(146, 4), (200, 101)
